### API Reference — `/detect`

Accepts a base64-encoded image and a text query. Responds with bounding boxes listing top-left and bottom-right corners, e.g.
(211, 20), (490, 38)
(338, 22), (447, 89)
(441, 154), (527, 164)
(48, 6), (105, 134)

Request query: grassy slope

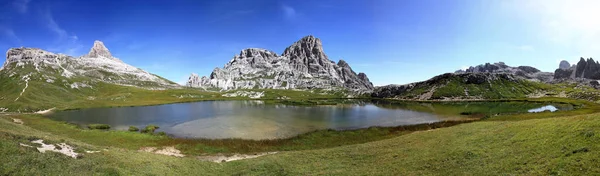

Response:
(1, 105), (599, 175)
(385, 73), (600, 102)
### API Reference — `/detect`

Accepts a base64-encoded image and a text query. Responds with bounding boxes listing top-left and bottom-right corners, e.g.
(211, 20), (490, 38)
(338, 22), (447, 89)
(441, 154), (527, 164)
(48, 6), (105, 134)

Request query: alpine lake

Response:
(46, 100), (573, 140)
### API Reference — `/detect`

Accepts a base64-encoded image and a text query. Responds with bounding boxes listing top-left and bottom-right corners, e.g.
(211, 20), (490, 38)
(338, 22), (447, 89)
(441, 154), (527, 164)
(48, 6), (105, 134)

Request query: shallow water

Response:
(47, 100), (569, 139)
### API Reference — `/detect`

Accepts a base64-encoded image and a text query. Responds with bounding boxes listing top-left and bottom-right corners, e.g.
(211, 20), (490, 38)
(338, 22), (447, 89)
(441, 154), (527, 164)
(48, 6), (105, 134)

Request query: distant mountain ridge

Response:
(455, 62), (553, 82)
(186, 35), (374, 91)
(0, 40), (181, 112)
(371, 72), (542, 100)
(1, 41), (176, 88)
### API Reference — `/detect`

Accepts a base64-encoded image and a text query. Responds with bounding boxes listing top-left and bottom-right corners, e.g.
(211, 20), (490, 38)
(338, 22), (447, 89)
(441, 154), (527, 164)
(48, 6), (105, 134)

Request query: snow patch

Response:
(28, 140), (80, 158)
(70, 82), (92, 89)
(35, 108), (55, 114)
(12, 118), (23, 124)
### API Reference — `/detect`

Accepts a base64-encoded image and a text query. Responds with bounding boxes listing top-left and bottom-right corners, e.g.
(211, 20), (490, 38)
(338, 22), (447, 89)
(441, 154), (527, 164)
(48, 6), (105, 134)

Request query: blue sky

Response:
(2, 0), (600, 86)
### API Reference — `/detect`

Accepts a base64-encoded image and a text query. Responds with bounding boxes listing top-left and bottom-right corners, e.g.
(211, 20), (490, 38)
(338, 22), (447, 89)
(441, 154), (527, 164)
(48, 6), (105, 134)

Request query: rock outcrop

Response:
(187, 35), (373, 91)
(553, 58), (600, 80)
(86, 40), (114, 59)
(456, 62), (553, 82)
(2, 41), (176, 88)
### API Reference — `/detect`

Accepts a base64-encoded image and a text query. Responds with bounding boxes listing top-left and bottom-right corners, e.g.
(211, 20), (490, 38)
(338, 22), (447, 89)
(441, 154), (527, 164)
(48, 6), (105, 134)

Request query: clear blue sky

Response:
(1, 0), (599, 85)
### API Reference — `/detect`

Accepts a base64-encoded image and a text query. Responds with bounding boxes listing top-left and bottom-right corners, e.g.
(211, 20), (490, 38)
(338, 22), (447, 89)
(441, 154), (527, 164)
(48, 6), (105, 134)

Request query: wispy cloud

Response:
(0, 26), (22, 45)
(13, 0), (31, 14)
(41, 8), (83, 55)
(281, 4), (296, 20)
(43, 9), (76, 41)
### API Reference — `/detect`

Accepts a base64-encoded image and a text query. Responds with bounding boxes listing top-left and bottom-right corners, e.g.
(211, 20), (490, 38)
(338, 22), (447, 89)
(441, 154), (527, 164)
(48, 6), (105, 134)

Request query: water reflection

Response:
(528, 105), (558, 113)
(47, 100), (569, 139)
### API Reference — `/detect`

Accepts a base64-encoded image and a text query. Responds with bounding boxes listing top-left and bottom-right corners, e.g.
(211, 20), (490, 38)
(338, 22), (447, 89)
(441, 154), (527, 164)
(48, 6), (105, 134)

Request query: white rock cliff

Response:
(186, 36), (374, 91)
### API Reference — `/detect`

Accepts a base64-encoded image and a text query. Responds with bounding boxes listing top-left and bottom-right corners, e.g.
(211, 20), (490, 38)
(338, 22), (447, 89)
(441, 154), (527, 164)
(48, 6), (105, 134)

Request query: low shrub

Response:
(144, 125), (160, 133)
(128, 126), (139, 132)
(87, 124), (111, 130)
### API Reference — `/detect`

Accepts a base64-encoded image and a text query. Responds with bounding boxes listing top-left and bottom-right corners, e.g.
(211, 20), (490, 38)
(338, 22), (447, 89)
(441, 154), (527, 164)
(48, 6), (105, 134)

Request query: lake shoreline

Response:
(8, 97), (594, 156)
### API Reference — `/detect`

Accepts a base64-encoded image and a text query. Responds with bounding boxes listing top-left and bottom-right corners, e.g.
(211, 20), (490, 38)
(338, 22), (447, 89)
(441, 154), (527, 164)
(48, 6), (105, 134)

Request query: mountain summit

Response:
(186, 35), (373, 91)
(86, 40), (113, 59)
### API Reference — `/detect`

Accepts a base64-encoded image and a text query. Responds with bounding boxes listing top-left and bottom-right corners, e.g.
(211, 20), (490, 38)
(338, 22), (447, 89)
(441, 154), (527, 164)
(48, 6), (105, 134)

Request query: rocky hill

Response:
(0, 41), (182, 112)
(1, 41), (176, 88)
(372, 73), (543, 100)
(186, 36), (373, 91)
(554, 58), (600, 80)
(455, 62), (553, 82)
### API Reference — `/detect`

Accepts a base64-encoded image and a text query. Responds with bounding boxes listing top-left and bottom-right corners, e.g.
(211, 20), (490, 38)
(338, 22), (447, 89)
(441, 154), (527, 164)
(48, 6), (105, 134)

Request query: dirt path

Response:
(197, 152), (278, 163)
(139, 147), (185, 157)
(14, 75), (30, 101)
(139, 146), (277, 162)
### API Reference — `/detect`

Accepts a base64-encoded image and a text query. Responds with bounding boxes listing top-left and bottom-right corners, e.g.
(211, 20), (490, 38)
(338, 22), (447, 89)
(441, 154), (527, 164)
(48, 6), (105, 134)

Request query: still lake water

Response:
(47, 100), (571, 139)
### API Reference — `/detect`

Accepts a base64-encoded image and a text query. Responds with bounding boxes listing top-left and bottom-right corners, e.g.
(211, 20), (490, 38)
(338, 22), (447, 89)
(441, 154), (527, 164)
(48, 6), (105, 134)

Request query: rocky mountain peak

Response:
(559, 60), (571, 70)
(87, 40), (112, 58)
(187, 35), (374, 92)
(337, 59), (350, 68)
(554, 57), (600, 80)
(239, 48), (278, 58)
(282, 35), (325, 60)
(457, 62), (553, 82)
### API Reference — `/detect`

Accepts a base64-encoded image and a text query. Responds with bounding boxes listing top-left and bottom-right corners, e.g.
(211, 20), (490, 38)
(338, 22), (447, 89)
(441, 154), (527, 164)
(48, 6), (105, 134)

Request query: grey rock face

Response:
(456, 62), (552, 82)
(187, 35), (373, 91)
(86, 41), (113, 59)
(554, 57), (600, 80)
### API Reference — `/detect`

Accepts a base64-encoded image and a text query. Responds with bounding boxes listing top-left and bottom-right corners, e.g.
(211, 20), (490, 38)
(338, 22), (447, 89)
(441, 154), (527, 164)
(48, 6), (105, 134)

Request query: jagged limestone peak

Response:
(87, 40), (112, 58)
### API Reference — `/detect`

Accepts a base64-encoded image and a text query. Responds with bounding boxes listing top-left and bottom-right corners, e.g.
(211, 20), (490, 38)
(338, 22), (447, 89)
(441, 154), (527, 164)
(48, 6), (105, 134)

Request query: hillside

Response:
(372, 73), (548, 100)
(0, 41), (216, 112)
(373, 61), (600, 102)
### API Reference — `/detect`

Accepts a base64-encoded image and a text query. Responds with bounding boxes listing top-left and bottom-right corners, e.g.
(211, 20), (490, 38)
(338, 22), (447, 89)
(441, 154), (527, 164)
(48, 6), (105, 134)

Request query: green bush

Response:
(87, 124), (111, 130)
(144, 125), (160, 133)
(156, 131), (167, 136)
(139, 125), (160, 133)
(128, 126), (139, 132)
